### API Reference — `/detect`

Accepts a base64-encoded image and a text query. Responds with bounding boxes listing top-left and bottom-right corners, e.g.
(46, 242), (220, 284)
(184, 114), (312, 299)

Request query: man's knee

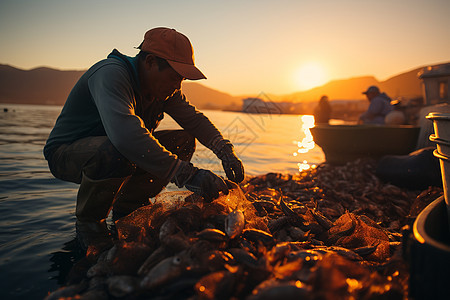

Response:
(83, 139), (135, 180)
(154, 130), (196, 161)
(173, 131), (196, 161)
(178, 130), (196, 152)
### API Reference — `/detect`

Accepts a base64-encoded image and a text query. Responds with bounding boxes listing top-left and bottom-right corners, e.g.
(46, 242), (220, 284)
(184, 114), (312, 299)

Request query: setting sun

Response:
(294, 62), (328, 91)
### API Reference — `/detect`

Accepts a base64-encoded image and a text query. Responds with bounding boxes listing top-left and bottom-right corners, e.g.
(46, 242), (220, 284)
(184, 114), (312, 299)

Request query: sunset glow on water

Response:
(294, 115), (316, 171)
(158, 110), (326, 176)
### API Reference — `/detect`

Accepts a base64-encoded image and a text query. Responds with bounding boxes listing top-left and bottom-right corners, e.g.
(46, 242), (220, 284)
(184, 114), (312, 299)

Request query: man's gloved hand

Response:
(210, 139), (244, 183)
(171, 161), (229, 202)
(185, 169), (229, 202)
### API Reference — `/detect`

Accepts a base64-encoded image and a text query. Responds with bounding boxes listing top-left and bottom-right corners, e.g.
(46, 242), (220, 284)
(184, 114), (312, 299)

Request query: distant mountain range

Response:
(0, 64), (242, 108)
(273, 67), (425, 103)
(0, 62), (437, 109)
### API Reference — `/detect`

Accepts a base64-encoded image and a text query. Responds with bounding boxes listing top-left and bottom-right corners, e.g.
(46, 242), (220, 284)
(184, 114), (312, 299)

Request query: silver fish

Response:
(249, 280), (312, 300)
(159, 217), (180, 241)
(87, 261), (112, 278)
(107, 275), (139, 298)
(196, 228), (228, 243)
(138, 246), (168, 276)
(140, 253), (188, 290)
(225, 209), (245, 239)
(242, 228), (274, 245)
(44, 282), (87, 300)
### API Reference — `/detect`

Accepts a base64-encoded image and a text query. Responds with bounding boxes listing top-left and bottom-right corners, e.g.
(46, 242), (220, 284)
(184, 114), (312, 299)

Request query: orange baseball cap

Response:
(137, 27), (206, 80)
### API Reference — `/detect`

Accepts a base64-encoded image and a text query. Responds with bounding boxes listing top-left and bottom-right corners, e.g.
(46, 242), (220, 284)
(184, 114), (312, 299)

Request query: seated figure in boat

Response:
(358, 85), (393, 125)
(314, 95), (332, 124)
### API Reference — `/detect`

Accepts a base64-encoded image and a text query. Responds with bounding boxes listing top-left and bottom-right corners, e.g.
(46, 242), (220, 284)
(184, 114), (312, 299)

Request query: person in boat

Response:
(384, 99), (407, 125)
(313, 95), (332, 124)
(358, 85), (393, 125)
(43, 27), (245, 251)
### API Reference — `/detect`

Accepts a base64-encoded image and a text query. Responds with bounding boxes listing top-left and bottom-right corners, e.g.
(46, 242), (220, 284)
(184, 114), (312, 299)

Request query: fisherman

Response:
(43, 27), (245, 251)
(358, 85), (393, 124)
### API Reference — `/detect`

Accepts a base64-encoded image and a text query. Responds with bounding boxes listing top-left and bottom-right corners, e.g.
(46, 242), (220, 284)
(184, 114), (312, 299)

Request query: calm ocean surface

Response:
(0, 104), (329, 299)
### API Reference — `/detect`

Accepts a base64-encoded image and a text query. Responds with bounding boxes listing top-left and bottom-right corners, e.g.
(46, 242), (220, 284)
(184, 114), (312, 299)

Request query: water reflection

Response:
(48, 238), (85, 285)
(293, 115), (317, 171)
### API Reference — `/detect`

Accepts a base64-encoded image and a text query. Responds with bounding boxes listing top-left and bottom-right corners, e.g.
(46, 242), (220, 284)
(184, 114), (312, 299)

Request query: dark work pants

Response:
(47, 130), (195, 221)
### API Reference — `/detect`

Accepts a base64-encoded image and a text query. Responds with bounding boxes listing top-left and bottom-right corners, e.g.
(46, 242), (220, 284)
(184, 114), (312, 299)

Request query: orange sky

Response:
(0, 0), (449, 95)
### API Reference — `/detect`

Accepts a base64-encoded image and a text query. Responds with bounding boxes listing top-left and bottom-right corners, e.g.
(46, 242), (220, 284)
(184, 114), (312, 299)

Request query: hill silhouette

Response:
(273, 67), (424, 102)
(0, 63), (436, 108)
(181, 82), (241, 109)
(0, 64), (84, 105)
(0, 64), (240, 108)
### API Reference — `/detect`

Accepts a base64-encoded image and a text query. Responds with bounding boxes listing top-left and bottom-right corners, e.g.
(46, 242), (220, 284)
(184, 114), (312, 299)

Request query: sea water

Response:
(0, 103), (326, 299)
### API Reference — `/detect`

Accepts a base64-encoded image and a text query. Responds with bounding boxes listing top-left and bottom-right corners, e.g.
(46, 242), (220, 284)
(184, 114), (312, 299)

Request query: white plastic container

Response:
(429, 134), (450, 156)
(426, 112), (450, 141)
(433, 149), (450, 232)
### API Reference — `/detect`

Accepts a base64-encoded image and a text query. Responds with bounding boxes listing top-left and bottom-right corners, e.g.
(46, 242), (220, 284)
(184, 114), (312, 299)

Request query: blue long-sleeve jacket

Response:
(359, 93), (393, 124)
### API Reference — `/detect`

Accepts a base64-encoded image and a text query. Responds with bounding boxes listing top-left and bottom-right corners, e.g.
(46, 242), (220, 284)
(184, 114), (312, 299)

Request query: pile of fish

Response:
(46, 158), (443, 300)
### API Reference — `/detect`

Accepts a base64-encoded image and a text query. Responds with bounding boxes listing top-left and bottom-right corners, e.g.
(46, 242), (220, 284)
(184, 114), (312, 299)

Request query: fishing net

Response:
(115, 188), (269, 244)
(212, 187), (269, 232)
(115, 204), (162, 243)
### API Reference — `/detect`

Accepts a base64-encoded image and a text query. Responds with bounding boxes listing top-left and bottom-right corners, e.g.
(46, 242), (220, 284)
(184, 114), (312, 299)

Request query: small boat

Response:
(310, 124), (420, 164)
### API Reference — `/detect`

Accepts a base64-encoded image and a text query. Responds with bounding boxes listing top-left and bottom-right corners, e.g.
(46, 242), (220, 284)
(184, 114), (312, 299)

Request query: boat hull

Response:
(310, 124), (420, 164)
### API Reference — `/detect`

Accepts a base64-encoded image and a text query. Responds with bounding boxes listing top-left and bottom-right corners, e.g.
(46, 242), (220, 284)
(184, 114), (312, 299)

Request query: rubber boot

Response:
(75, 173), (128, 253)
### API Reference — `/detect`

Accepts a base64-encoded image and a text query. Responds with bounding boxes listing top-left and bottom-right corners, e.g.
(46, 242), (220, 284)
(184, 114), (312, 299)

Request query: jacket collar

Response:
(107, 49), (141, 93)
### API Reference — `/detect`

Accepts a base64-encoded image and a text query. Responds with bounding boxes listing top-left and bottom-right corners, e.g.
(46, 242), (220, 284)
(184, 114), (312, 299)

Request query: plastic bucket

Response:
(426, 112), (450, 141)
(433, 149), (450, 232)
